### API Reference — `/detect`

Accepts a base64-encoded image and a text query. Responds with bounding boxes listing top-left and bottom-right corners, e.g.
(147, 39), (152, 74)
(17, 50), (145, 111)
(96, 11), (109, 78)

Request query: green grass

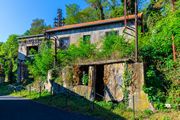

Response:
(11, 90), (128, 119)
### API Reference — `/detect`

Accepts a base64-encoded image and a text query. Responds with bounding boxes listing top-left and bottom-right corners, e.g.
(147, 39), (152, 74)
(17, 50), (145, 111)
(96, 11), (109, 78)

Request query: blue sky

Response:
(0, 0), (150, 42)
(0, 0), (88, 42)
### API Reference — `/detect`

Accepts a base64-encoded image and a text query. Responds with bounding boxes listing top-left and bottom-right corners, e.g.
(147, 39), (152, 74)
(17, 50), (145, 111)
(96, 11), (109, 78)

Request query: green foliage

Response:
(51, 68), (60, 81)
(25, 19), (51, 35)
(143, 109), (153, 116)
(81, 73), (89, 85)
(57, 35), (134, 66)
(0, 35), (18, 82)
(26, 41), (54, 80)
(65, 4), (81, 24)
(99, 35), (134, 59)
(65, 0), (152, 25)
(57, 39), (96, 65)
(29, 48), (38, 55)
(140, 0), (180, 109)
(123, 63), (132, 106)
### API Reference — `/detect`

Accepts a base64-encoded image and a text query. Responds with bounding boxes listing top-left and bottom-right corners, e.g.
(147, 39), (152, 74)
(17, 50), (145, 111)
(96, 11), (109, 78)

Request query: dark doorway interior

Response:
(95, 65), (104, 101)
(79, 65), (89, 85)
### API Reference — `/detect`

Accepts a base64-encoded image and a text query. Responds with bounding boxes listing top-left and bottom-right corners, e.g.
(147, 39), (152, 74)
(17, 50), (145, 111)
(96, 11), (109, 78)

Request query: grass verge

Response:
(1, 87), (179, 120)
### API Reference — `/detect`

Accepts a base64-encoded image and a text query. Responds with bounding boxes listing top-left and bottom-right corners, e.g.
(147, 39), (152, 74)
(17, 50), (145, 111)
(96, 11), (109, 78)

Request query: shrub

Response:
(100, 35), (134, 59)
(81, 73), (89, 85)
(26, 41), (54, 80)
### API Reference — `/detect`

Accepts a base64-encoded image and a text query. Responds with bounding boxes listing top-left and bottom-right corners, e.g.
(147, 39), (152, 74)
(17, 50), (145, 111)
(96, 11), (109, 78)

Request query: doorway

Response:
(95, 65), (104, 101)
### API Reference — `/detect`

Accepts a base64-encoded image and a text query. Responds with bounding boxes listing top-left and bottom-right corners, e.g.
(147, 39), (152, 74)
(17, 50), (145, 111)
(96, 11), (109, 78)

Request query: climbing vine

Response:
(123, 63), (133, 106)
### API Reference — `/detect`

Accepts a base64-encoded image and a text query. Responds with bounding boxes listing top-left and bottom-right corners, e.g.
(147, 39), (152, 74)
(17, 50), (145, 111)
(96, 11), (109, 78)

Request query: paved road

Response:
(0, 95), (99, 120)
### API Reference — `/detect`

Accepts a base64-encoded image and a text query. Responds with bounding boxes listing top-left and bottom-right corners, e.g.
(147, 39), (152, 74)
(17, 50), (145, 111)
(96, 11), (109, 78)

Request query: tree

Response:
(139, 0), (180, 109)
(86, 0), (106, 20)
(0, 35), (18, 82)
(25, 19), (51, 35)
(65, 4), (98, 25)
(65, 4), (81, 24)
(143, 0), (170, 31)
(26, 41), (54, 80)
(107, 0), (124, 17)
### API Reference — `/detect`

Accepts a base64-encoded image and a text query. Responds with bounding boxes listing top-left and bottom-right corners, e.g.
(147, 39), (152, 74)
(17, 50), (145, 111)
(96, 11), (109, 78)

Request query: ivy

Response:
(122, 63), (132, 106)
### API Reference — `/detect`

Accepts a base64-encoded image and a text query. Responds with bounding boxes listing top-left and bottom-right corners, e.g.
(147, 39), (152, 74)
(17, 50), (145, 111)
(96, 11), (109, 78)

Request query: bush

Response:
(57, 35), (134, 66)
(143, 109), (153, 116)
(26, 41), (54, 80)
(100, 35), (134, 59)
(81, 73), (89, 85)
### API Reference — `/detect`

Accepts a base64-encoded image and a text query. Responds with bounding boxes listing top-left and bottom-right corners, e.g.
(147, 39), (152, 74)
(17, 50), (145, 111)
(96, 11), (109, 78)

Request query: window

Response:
(27, 46), (38, 56)
(79, 66), (89, 86)
(83, 35), (91, 44)
(59, 37), (70, 49)
(106, 30), (119, 37)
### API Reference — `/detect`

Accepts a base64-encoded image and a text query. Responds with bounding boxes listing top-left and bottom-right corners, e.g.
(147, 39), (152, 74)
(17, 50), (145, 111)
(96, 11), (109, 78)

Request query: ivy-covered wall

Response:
(45, 62), (151, 110)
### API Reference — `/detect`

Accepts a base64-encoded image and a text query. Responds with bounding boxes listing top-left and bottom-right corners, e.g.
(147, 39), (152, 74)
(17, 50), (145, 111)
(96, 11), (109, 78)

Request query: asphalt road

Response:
(0, 95), (99, 120)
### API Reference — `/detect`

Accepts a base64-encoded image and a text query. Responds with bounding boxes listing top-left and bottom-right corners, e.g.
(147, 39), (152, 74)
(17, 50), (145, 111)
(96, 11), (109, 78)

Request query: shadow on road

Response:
(0, 83), (127, 120)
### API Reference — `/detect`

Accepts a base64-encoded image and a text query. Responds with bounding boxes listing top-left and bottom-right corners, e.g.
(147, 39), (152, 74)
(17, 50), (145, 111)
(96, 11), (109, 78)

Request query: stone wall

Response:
(53, 21), (135, 47)
(104, 63), (125, 102)
(128, 63), (151, 111)
(44, 62), (151, 111)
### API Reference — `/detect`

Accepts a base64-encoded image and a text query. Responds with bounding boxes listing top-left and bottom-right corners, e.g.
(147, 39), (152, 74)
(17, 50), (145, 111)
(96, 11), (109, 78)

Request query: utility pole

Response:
(171, 0), (176, 61)
(124, 0), (139, 119)
(135, 0), (138, 62)
(124, 0), (139, 62)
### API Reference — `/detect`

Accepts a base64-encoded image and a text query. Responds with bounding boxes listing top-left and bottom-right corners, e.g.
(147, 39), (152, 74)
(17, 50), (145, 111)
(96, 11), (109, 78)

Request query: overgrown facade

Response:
(17, 13), (151, 110)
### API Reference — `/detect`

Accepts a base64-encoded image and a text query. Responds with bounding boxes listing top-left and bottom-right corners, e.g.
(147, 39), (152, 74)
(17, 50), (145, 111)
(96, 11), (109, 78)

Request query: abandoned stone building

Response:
(18, 13), (151, 110)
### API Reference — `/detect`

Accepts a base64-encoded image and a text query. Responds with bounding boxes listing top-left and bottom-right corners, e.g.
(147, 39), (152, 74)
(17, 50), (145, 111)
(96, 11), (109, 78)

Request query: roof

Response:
(47, 13), (143, 33)
(77, 58), (134, 66)
(18, 34), (44, 39)
(18, 13), (143, 39)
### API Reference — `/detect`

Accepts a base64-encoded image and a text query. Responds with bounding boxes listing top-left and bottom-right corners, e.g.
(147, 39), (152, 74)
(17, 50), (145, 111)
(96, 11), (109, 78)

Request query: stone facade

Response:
(50, 22), (135, 46)
(17, 14), (143, 82)
(18, 35), (44, 83)
(44, 61), (151, 111)
(104, 63), (125, 102)
(128, 63), (151, 110)
(17, 14), (149, 110)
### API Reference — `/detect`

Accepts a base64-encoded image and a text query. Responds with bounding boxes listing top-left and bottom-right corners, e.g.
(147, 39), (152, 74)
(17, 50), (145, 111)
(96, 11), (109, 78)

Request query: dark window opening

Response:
(106, 30), (119, 37)
(79, 66), (89, 86)
(27, 46), (38, 56)
(95, 65), (104, 101)
(83, 35), (91, 44)
(59, 37), (70, 50)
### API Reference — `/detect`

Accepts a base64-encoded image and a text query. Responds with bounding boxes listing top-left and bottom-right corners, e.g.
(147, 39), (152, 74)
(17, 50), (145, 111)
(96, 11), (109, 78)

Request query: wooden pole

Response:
(135, 0), (138, 62)
(171, 0), (176, 61)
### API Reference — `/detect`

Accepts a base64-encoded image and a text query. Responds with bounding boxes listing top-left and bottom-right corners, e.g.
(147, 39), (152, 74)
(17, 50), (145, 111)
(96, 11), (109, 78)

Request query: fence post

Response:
(39, 82), (42, 97)
(29, 85), (31, 95)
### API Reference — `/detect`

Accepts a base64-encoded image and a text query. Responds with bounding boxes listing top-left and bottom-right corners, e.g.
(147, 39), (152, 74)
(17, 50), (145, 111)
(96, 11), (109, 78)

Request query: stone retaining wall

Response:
(45, 62), (151, 110)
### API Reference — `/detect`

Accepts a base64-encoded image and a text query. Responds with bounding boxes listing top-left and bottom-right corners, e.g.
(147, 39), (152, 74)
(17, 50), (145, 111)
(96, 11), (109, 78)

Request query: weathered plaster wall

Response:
(128, 63), (151, 111)
(51, 21), (135, 47)
(104, 63), (125, 102)
(18, 38), (43, 60)
(103, 63), (151, 110)
(44, 62), (151, 111)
